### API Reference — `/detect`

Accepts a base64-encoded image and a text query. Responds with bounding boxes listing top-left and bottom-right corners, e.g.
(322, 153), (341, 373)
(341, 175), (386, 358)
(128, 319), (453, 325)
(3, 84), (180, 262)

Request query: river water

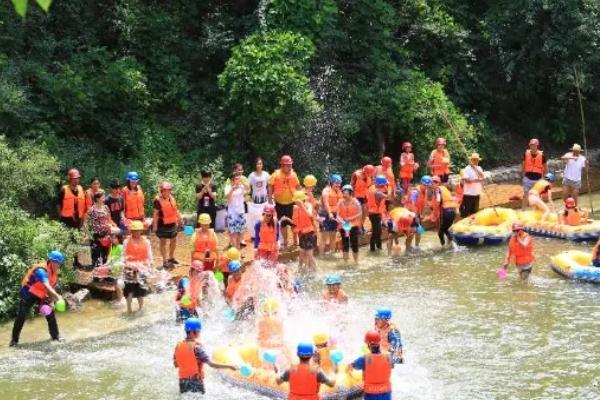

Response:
(1, 197), (600, 400)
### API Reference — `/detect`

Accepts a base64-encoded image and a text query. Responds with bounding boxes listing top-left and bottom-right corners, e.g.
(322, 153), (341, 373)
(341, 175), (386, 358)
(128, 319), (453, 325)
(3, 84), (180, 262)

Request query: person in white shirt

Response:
(224, 173), (248, 249)
(561, 143), (588, 203)
(460, 153), (485, 217)
(247, 158), (271, 239)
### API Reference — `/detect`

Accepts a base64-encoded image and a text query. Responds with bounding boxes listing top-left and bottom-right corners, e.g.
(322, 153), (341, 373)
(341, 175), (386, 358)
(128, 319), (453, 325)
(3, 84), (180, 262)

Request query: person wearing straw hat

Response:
(461, 153), (485, 218)
(561, 143), (588, 203)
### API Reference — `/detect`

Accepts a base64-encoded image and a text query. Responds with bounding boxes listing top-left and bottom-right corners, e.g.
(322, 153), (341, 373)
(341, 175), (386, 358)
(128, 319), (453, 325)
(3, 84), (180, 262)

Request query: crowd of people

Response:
(9, 136), (596, 399)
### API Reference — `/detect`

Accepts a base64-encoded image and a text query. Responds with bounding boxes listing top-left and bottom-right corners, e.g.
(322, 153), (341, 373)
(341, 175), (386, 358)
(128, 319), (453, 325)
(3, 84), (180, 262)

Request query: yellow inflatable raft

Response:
(550, 250), (600, 283)
(212, 343), (363, 399)
(519, 210), (600, 241)
(450, 207), (518, 245)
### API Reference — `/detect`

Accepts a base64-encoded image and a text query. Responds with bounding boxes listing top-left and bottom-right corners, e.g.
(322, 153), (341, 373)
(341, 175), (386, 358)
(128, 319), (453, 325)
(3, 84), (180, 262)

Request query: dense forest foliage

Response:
(1, 1), (599, 318)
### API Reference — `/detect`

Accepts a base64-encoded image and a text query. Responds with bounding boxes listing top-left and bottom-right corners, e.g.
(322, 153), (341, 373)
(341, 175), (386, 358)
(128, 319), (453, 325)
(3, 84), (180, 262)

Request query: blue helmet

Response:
(228, 260), (241, 273)
(126, 171), (140, 181)
(47, 250), (65, 265)
(330, 174), (342, 184)
(184, 318), (202, 333)
(420, 175), (433, 186)
(297, 342), (315, 358)
(325, 274), (341, 285)
(375, 175), (388, 186)
(545, 172), (556, 182)
(375, 307), (392, 320)
(342, 184), (353, 193)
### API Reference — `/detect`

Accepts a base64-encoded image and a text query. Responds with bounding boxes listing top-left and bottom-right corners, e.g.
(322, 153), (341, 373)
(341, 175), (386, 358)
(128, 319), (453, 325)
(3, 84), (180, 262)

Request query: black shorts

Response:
(156, 223), (178, 239)
(275, 203), (294, 227)
(123, 282), (148, 298)
(299, 232), (317, 250)
(439, 173), (449, 183)
(179, 377), (205, 394)
(356, 197), (367, 205)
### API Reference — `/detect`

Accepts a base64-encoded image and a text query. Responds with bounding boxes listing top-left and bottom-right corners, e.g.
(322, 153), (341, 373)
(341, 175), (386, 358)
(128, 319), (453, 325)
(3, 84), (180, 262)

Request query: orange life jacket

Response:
(288, 363), (320, 400)
(399, 152), (416, 179)
(226, 275), (241, 301)
(338, 199), (361, 227)
(322, 186), (341, 213)
(366, 187), (387, 215)
(353, 170), (371, 199)
(316, 346), (333, 374)
(123, 186), (145, 220)
(174, 340), (205, 379)
(377, 322), (399, 352)
(156, 195), (179, 225)
(192, 229), (218, 260)
(363, 353), (393, 394)
(60, 185), (85, 219)
(257, 316), (284, 348)
(439, 186), (458, 209)
(430, 149), (450, 176)
(564, 209), (582, 226)
(404, 186), (426, 214)
(529, 179), (550, 196)
(396, 213), (415, 234)
(271, 169), (299, 204)
(322, 288), (347, 303)
(523, 150), (544, 174)
(21, 263), (58, 300)
(508, 234), (534, 265)
(292, 203), (315, 234)
(125, 238), (150, 263)
(258, 221), (278, 252)
(455, 183), (464, 205)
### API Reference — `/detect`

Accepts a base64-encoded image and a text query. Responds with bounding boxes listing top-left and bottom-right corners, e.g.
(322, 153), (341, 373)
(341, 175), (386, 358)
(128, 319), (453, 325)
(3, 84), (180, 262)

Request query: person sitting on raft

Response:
(348, 331), (394, 400)
(322, 274), (348, 303)
(122, 220), (152, 314)
(290, 190), (318, 273)
(502, 222), (535, 280)
(374, 308), (403, 364)
(10, 251), (66, 347)
(175, 260), (206, 322)
(559, 197), (588, 226)
(254, 204), (280, 264)
(191, 213), (219, 271)
(276, 342), (336, 398)
(173, 318), (237, 394)
(336, 184), (362, 263)
(592, 238), (600, 268)
(527, 172), (556, 222)
(257, 297), (292, 367)
(312, 332), (335, 374)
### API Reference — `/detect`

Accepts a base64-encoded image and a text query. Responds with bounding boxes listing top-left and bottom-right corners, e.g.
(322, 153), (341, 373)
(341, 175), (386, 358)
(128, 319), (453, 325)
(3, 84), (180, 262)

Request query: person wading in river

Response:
(502, 222), (535, 280)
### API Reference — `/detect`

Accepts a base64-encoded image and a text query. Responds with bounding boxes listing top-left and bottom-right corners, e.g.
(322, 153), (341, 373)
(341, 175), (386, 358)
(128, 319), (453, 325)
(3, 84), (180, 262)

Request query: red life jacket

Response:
(60, 185), (85, 219)
(338, 199), (361, 227)
(292, 203), (315, 234)
(508, 234), (534, 265)
(21, 263), (58, 300)
(156, 195), (179, 225)
(123, 186), (145, 220)
(523, 150), (544, 174)
(125, 238), (150, 263)
(363, 352), (393, 394)
(399, 152), (416, 179)
(366, 186), (387, 215)
(192, 229), (218, 261)
(288, 363), (320, 400)
(353, 170), (371, 199)
(258, 221), (278, 252)
(174, 340), (205, 379)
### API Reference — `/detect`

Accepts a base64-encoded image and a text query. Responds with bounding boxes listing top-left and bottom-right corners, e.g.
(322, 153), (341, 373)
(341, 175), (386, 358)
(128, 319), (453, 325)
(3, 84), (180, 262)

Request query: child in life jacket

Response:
(374, 308), (403, 364)
(348, 331), (395, 400)
(175, 261), (204, 322)
(322, 274), (348, 303)
(559, 197), (588, 226)
(173, 318), (237, 394)
(312, 332), (335, 374)
(276, 342), (336, 398)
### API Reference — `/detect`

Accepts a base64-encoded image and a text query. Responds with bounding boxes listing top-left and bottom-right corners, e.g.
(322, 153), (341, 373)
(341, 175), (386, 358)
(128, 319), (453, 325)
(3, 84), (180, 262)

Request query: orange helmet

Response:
(529, 138), (539, 146)
(67, 168), (81, 179)
(381, 157), (392, 167)
(435, 137), (446, 146)
(280, 155), (293, 165)
(160, 181), (173, 191)
(402, 141), (412, 150)
(564, 197), (576, 208)
(362, 164), (376, 176)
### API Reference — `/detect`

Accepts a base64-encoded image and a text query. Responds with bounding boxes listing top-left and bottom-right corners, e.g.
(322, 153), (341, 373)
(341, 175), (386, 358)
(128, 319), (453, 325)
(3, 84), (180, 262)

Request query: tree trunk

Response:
(375, 120), (385, 158)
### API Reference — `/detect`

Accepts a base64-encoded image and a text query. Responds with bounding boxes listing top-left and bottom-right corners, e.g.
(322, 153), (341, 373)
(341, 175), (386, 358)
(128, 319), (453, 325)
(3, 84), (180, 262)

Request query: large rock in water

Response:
(64, 288), (90, 310)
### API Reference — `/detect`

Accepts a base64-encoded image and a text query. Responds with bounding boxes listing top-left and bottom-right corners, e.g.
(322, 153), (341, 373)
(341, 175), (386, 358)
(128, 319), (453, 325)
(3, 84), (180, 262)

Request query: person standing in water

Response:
(366, 175), (389, 252)
(152, 182), (183, 269)
(195, 171), (218, 229)
(427, 138), (451, 184)
(320, 175), (343, 254)
(322, 274), (348, 303)
(373, 308), (403, 364)
(521, 138), (547, 209)
(336, 185), (362, 263)
(225, 173), (248, 249)
(291, 190), (318, 272)
(431, 175), (458, 247)
(10, 251), (66, 346)
(254, 204), (280, 264)
(268, 155), (301, 250)
(276, 342), (336, 397)
(502, 222), (535, 280)
(461, 153), (485, 218)
(352, 164), (375, 228)
(122, 220), (152, 314)
(173, 318), (237, 394)
(247, 157), (270, 239)
(348, 331), (394, 400)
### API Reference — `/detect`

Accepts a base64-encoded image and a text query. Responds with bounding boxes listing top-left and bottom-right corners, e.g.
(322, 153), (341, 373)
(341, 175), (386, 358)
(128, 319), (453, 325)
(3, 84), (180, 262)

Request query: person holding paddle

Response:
(461, 153), (485, 217)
